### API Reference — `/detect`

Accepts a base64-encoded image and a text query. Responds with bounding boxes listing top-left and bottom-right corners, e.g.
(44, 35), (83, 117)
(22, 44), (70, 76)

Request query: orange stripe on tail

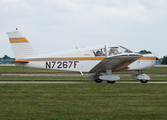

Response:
(9, 38), (29, 43)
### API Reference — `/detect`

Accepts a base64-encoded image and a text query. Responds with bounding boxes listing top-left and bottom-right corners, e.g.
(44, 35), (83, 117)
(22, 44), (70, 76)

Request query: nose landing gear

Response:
(140, 80), (148, 83)
(131, 70), (150, 83)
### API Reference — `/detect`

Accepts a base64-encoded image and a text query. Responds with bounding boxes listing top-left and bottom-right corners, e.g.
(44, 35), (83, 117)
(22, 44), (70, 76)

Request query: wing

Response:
(89, 53), (142, 73)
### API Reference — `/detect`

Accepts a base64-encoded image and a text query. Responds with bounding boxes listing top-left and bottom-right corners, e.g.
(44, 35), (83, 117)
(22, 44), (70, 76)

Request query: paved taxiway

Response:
(0, 81), (167, 84)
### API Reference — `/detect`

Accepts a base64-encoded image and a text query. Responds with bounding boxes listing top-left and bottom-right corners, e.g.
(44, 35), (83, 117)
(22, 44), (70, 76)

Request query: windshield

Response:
(92, 45), (133, 57)
(119, 45), (133, 53)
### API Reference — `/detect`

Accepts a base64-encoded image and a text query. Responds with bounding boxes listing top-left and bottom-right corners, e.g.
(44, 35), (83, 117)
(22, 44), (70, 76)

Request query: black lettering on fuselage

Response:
(46, 61), (79, 69)
(46, 62), (51, 69)
(74, 61), (79, 68)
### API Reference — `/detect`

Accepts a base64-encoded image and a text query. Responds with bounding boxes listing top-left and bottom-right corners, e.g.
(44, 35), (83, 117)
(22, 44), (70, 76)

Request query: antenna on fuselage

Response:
(69, 42), (77, 49)
(69, 43), (76, 49)
(75, 40), (77, 49)
(69, 40), (77, 49)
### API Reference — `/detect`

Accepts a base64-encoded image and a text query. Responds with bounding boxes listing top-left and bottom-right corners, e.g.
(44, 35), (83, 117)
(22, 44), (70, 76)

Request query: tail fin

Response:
(6, 29), (39, 59)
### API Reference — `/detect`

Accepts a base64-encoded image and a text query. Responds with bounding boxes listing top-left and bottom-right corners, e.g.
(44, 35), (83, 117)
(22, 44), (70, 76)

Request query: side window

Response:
(93, 48), (106, 57)
(108, 47), (121, 56)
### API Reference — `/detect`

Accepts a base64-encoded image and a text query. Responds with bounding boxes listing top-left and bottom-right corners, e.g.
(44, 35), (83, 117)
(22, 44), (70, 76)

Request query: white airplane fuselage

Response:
(14, 46), (156, 72)
(7, 29), (157, 83)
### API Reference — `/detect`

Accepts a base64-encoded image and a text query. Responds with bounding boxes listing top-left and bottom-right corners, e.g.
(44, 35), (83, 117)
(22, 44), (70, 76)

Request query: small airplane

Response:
(7, 28), (157, 83)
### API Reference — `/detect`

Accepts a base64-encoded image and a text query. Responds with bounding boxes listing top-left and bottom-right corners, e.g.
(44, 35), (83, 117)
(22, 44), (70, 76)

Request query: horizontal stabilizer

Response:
(10, 61), (29, 64)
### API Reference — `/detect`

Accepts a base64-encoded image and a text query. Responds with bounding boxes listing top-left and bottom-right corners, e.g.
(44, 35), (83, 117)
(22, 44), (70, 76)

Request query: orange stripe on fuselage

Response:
(15, 57), (156, 62)
(9, 38), (28, 43)
(15, 57), (105, 61)
(139, 57), (156, 60)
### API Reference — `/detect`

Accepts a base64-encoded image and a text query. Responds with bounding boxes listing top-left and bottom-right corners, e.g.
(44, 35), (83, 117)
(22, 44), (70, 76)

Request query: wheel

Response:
(95, 79), (102, 83)
(140, 80), (148, 83)
(107, 81), (115, 83)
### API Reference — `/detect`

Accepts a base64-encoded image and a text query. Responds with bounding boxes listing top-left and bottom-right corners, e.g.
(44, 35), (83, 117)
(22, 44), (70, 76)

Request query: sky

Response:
(0, 0), (167, 58)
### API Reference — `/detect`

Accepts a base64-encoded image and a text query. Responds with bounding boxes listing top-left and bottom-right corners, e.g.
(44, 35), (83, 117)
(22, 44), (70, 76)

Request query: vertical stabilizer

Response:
(7, 29), (39, 59)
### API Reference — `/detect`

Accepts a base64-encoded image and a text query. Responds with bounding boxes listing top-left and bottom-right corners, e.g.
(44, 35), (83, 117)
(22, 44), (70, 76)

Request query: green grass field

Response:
(0, 76), (167, 81)
(0, 66), (167, 119)
(0, 66), (167, 74)
(1, 66), (167, 81)
(0, 84), (167, 120)
(0, 66), (70, 73)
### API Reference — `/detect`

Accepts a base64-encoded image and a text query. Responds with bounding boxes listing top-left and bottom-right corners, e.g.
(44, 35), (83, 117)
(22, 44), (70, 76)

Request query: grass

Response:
(141, 66), (167, 74)
(0, 84), (167, 120)
(0, 76), (91, 81)
(0, 66), (167, 119)
(1, 76), (167, 81)
(1, 66), (167, 74)
(1, 66), (167, 81)
(0, 66), (71, 73)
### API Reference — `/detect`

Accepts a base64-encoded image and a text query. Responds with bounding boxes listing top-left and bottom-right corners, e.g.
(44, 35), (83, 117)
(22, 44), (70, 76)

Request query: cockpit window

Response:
(92, 45), (133, 57)
(119, 45), (133, 53)
(93, 48), (106, 57)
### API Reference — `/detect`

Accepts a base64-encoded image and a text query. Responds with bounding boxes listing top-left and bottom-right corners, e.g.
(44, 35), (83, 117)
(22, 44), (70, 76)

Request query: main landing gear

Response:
(95, 79), (102, 83)
(87, 73), (103, 83)
(88, 74), (116, 83)
(94, 79), (116, 83)
(107, 81), (115, 83)
(89, 70), (119, 84)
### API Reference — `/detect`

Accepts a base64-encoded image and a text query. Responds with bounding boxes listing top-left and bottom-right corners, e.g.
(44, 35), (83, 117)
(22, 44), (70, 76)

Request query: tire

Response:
(140, 80), (148, 83)
(107, 81), (115, 83)
(95, 79), (102, 83)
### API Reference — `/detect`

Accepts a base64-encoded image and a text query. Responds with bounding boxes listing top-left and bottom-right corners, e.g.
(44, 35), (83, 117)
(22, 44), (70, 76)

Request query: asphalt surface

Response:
(0, 81), (167, 84)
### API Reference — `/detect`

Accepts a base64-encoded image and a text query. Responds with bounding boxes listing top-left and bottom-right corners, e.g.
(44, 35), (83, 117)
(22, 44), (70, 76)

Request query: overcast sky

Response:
(0, 0), (167, 58)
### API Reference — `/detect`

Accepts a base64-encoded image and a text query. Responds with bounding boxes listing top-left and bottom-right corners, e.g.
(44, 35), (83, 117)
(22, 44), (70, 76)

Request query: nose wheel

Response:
(140, 80), (148, 83)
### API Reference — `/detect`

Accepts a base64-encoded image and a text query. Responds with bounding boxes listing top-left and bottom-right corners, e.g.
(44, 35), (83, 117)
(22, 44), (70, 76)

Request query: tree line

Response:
(139, 50), (167, 65)
(162, 56), (167, 65)
(0, 55), (15, 61)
